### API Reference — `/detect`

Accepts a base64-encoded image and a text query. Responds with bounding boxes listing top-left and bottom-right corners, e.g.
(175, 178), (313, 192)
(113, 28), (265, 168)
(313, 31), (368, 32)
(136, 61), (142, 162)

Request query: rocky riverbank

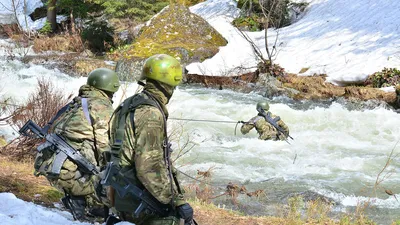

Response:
(20, 52), (399, 111)
(185, 69), (399, 110)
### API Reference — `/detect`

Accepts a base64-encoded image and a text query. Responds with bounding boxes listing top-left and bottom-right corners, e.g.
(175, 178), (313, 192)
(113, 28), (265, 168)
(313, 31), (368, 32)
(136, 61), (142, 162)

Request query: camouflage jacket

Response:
(241, 112), (289, 141)
(109, 84), (185, 213)
(50, 85), (113, 167)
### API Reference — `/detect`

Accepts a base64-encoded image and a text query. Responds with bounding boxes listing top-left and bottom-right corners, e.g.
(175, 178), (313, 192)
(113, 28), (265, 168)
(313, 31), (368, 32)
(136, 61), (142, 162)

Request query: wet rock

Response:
(255, 73), (299, 98)
(333, 97), (393, 111)
(283, 190), (338, 206)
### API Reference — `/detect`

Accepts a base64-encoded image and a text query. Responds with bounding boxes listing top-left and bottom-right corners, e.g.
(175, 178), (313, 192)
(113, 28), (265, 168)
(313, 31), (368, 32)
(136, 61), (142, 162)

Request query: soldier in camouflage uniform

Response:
(106, 54), (194, 225)
(241, 102), (290, 141)
(33, 68), (120, 221)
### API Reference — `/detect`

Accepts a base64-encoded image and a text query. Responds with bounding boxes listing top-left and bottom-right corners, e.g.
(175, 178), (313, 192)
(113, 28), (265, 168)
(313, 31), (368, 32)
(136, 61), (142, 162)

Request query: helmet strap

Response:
(256, 106), (263, 114)
(147, 79), (173, 101)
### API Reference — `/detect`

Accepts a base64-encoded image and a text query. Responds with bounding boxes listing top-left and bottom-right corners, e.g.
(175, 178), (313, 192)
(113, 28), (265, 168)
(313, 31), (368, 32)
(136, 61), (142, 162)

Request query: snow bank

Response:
(0, 193), (92, 225)
(187, 0), (400, 85)
(0, 0), (67, 31)
(0, 0), (43, 25)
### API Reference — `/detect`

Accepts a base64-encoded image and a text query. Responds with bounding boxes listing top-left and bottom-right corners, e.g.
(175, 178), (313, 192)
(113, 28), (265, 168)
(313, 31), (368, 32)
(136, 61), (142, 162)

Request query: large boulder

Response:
(112, 3), (227, 81)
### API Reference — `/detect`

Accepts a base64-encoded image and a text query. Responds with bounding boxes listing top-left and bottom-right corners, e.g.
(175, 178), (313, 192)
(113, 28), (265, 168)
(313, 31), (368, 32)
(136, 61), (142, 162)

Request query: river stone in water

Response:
(256, 73), (299, 98)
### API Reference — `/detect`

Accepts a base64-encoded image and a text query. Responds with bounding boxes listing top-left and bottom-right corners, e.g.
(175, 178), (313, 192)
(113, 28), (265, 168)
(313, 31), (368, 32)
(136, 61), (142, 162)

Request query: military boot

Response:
(105, 215), (122, 225)
(61, 195), (87, 221)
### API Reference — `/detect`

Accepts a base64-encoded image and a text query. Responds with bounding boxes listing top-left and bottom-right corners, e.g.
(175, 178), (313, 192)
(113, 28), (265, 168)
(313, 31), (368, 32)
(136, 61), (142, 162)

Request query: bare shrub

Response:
(0, 24), (21, 38)
(0, 96), (20, 126)
(2, 77), (72, 159)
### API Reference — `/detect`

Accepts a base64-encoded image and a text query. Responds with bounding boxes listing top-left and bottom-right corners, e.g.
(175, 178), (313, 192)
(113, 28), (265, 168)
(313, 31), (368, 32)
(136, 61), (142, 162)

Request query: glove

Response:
(177, 203), (194, 225)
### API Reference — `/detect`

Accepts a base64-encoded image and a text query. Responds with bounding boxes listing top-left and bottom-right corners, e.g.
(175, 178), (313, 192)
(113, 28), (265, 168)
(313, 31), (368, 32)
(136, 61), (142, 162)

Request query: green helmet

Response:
(256, 102), (269, 113)
(87, 68), (120, 93)
(140, 54), (183, 87)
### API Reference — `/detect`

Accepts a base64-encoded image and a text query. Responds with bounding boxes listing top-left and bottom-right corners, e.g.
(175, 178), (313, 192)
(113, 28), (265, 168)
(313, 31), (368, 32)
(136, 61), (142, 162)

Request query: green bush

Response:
(94, 0), (169, 21)
(364, 67), (400, 88)
(232, 14), (262, 31)
(81, 20), (115, 53)
(39, 21), (53, 34)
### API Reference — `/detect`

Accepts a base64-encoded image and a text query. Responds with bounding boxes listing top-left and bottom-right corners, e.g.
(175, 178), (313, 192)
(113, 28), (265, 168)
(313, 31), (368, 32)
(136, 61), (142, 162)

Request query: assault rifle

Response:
(259, 110), (294, 142)
(19, 120), (99, 175)
(101, 161), (174, 218)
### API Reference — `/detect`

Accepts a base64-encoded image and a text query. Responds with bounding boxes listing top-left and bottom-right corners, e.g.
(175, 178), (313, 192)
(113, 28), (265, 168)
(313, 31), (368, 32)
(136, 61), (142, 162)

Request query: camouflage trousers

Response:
(47, 159), (109, 207)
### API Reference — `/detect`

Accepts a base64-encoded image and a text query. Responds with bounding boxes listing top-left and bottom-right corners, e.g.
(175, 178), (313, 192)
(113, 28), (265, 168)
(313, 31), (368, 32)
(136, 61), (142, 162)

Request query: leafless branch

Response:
(373, 140), (400, 199)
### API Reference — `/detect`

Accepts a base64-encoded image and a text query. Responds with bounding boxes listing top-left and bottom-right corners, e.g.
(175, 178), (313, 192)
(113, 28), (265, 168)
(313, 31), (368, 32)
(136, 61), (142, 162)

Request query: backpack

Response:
(33, 97), (93, 179)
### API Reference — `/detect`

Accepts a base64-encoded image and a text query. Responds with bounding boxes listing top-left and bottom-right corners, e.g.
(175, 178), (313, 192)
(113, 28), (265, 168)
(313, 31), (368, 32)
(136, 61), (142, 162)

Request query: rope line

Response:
(177, 169), (224, 188)
(169, 117), (244, 124)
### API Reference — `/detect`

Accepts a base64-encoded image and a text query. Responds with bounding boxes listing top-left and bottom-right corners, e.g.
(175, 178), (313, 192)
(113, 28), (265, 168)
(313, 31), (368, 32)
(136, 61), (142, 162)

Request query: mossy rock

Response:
(115, 57), (146, 82)
(112, 4), (227, 65)
(0, 136), (7, 147)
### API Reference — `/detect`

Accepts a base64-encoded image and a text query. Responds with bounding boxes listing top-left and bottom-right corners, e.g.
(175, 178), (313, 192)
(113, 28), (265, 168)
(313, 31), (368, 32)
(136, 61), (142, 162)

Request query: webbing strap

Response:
(110, 93), (159, 165)
(249, 116), (264, 125)
(42, 102), (71, 133)
(81, 98), (92, 125)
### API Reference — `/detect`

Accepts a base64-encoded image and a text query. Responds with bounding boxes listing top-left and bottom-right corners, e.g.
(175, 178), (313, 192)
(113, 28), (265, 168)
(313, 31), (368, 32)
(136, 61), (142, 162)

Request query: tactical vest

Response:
(108, 91), (176, 213)
(109, 91), (161, 164)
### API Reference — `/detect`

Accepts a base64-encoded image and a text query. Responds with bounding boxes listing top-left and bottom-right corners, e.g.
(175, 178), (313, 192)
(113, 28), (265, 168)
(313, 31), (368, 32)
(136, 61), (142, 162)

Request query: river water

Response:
(170, 86), (400, 224)
(0, 50), (399, 223)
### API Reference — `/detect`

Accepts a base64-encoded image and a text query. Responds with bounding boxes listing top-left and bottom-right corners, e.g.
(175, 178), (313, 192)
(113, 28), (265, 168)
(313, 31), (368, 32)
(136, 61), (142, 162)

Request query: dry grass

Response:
(1, 156), (399, 224)
(0, 156), (63, 205)
(33, 34), (85, 53)
(280, 74), (396, 103)
(191, 200), (285, 225)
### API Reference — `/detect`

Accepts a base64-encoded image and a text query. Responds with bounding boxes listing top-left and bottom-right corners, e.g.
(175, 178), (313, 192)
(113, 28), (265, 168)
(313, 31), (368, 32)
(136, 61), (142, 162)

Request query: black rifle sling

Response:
(262, 111), (287, 136)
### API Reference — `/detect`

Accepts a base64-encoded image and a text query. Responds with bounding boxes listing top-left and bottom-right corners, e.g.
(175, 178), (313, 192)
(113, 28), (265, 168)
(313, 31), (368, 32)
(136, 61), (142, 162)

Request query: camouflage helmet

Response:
(256, 101), (269, 113)
(87, 68), (120, 93)
(140, 54), (183, 87)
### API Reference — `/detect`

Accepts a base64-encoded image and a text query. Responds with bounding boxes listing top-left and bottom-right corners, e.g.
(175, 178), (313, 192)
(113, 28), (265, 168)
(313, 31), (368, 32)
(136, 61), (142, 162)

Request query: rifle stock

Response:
(101, 162), (173, 218)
